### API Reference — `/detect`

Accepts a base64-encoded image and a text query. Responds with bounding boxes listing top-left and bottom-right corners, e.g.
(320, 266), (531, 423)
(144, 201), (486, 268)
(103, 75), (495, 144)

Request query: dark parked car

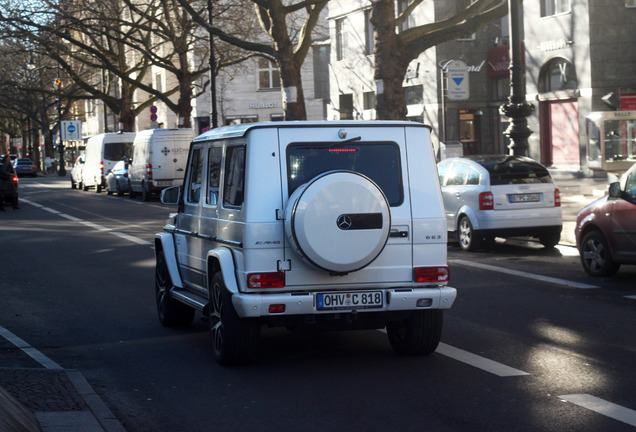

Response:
(105, 160), (130, 196)
(13, 158), (38, 177)
(575, 162), (636, 276)
(1, 155), (19, 208)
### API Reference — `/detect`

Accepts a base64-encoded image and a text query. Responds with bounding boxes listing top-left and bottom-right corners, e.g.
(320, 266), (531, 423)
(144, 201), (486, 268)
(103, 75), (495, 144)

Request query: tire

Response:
(209, 272), (260, 365)
(82, 182), (88, 191)
(540, 231), (560, 248)
(96, 181), (102, 193)
(458, 216), (481, 251)
(155, 251), (195, 327)
(71, 180), (76, 189)
(387, 310), (443, 356)
(579, 231), (620, 277)
(116, 181), (124, 197)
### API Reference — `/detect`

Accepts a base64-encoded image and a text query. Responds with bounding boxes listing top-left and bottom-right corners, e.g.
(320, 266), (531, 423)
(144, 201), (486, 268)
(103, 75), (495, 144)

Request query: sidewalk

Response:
(0, 325), (126, 432)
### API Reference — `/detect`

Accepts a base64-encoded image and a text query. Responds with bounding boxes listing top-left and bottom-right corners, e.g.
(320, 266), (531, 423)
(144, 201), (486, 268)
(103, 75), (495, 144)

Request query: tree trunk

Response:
(371, 0), (411, 120)
(278, 55), (306, 121)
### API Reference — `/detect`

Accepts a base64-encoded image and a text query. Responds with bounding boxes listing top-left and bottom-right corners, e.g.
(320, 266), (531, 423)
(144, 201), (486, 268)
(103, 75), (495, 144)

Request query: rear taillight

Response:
(123, 173), (128, 178)
(146, 163), (153, 180)
(99, 160), (104, 175)
(414, 267), (449, 283)
(479, 192), (494, 210)
(12, 175), (18, 183)
(247, 272), (285, 288)
(554, 188), (561, 207)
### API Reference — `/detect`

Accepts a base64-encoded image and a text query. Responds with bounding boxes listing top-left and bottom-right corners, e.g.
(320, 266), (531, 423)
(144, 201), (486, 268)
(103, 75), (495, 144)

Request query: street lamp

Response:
(499, 0), (534, 156)
(55, 73), (66, 176)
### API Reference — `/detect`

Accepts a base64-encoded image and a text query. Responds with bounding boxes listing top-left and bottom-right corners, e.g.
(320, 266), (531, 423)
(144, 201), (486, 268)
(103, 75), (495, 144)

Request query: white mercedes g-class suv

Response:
(155, 121), (456, 365)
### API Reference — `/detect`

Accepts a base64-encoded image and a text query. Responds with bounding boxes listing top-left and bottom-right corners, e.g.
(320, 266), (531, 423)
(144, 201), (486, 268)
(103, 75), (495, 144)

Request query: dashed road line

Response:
(21, 198), (152, 246)
(625, 295), (636, 301)
(436, 342), (530, 377)
(558, 394), (636, 427)
(0, 325), (62, 370)
(378, 330), (530, 377)
(450, 259), (599, 289)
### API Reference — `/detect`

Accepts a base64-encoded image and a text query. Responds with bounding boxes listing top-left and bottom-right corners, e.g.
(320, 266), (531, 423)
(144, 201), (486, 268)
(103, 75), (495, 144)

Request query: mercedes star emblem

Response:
(337, 214), (353, 230)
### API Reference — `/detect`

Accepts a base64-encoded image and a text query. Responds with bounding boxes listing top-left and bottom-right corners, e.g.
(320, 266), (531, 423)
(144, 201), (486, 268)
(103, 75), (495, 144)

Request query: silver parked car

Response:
(437, 155), (562, 251)
(105, 160), (130, 196)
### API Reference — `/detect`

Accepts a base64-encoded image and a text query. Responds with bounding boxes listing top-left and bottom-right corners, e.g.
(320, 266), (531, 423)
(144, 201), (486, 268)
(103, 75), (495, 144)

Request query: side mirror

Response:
(608, 182), (621, 198)
(161, 186), (181, 205)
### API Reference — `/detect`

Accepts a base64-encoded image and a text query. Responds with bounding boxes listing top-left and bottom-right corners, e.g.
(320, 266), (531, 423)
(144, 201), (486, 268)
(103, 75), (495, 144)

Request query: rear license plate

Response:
(155, 181), (173, 187)
(316, 291), (384, 310)
(509, 193), (541, 203)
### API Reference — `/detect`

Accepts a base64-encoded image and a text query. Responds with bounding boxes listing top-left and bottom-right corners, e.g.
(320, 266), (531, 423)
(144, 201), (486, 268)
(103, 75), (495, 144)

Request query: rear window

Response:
(287, 142), (403, 206)
(104, 142), (133, 161)
(477, 157), (552, 185)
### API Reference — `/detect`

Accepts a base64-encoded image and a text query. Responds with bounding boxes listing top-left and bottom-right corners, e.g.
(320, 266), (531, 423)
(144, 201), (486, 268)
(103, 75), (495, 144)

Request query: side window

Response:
(446, 162), (469, 186)
(187, 148), (203, 204)
(223, 146), (245, 208)
(466, 167), (480, 185)
(437, 162), (451, 185)
(207, 147), (223, 205)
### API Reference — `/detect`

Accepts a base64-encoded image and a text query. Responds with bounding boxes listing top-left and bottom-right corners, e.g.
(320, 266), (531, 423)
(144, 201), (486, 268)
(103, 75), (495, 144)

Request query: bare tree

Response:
(177, 0), (328, 120)
(371, 0), (507, 119)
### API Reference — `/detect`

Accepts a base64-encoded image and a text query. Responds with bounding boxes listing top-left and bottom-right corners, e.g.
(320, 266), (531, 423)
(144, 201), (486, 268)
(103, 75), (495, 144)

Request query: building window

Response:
(363, 91), (375, 110)
(492, 77), (510, 101)
(339, 94), (354, 119)
(397, 0), (416, 33)
(224, 115), (258, 125)
(270, 113), (284, 121)
(335, 18), (349, 61)
(155, 73), (163, 92)
(313, 44), (330, 99)
(541, 0), (570, 17)
(404, 85), (423, 105)
(539, 58), (577, 92)
(364, 10), (374, 55)
(258, 58), (280, 90)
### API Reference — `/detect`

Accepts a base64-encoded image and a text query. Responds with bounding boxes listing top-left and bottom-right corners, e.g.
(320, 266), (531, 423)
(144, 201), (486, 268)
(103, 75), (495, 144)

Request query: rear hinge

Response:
(277, 260), (291, 272)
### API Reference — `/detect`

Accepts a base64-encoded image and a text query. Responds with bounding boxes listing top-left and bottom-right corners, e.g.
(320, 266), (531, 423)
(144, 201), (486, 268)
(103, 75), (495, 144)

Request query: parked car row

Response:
(70, 129), (193, 200)
(437, 155), (636, 276)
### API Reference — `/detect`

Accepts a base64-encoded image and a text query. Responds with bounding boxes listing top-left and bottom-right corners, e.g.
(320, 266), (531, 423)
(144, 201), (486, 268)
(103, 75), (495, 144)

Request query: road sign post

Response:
(446, 60), (470, 101)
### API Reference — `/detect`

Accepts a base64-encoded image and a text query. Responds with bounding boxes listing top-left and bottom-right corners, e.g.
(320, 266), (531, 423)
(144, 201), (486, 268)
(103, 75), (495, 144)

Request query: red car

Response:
(575, 163), (636, 276)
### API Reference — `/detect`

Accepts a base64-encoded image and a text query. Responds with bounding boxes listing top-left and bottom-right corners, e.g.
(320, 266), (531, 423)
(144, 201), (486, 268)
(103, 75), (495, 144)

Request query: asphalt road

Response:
(1, 175), (635, 432)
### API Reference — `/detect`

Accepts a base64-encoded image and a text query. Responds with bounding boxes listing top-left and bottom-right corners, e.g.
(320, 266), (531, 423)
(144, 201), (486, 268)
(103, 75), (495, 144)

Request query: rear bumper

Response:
(232, 286), (457, 318)
(479, 225), (562, 238)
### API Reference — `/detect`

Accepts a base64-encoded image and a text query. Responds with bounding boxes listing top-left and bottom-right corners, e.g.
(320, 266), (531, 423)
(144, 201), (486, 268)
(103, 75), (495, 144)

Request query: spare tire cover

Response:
(284, 170), (391, 273)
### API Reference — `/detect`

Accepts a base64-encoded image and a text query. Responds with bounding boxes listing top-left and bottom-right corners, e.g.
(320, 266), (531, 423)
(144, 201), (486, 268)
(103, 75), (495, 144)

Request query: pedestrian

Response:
(0, 156), (19, 210)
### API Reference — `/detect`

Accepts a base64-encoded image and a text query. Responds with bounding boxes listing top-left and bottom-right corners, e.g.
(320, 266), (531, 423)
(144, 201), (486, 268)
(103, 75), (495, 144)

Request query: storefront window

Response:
(585, 112), (636, 170)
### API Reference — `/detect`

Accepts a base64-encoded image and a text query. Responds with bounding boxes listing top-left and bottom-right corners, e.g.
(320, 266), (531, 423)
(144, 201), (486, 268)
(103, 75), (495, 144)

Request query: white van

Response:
(81, 132), (136, 192)
(129, 129), (194, 201)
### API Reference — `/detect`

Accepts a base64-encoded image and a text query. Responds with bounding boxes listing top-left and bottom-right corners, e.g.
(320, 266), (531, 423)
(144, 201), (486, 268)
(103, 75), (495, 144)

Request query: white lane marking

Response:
(80, 220), (111, 231)
(436, 342), (530, 377)
(21, 198), (151, 246)
(450, 259), (599, 289)
(110, 231), (152, 245)
(0, 325), (62, 370)
(625, 296), (636, 301)
(378, 329), (529, 377)
(558, 394), (636, 427)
